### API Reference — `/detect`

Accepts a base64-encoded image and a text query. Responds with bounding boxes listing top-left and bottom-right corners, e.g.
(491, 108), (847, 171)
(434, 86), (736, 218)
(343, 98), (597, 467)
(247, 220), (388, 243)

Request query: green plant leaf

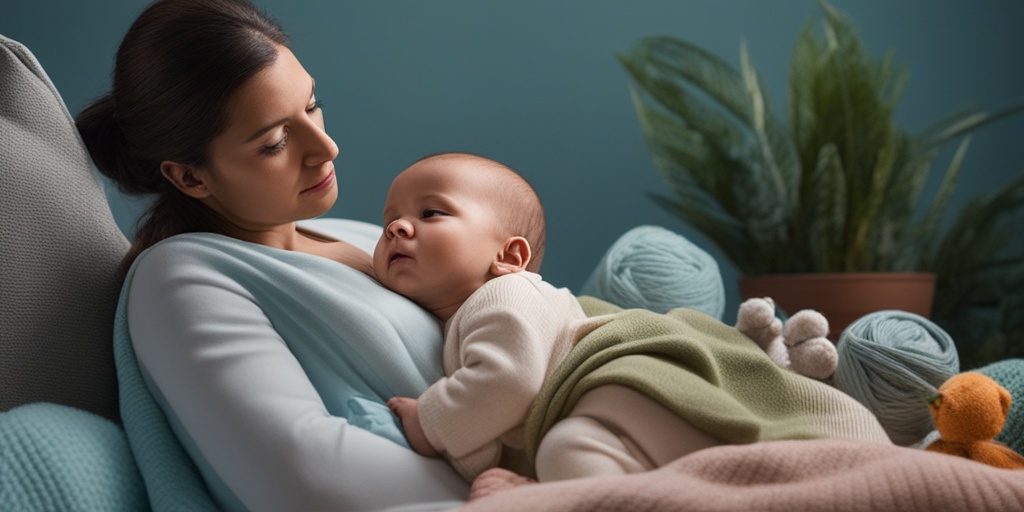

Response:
(621, 0), (1024, 364)
(806, 144), (847, 271)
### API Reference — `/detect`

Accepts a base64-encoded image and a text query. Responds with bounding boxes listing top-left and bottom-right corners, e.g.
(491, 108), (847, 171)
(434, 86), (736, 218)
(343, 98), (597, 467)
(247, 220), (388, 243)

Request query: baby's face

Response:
(373, 157), (507, 315)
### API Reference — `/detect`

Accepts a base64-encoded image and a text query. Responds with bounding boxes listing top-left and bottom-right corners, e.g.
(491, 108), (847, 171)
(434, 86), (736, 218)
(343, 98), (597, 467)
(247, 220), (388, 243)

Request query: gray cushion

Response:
(0, 34), (129, 421)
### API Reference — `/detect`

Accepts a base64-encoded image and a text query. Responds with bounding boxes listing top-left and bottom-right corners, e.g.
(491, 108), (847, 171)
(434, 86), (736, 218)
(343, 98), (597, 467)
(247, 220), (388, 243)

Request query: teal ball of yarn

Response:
(580, 225), (724, 319)
(833, 310), (960, 446)
(977, 358), (1024, 456)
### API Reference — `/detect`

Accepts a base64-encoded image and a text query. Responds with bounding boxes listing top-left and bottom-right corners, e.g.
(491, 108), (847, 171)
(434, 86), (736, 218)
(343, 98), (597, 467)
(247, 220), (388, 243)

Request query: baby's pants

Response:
(534, 384), (722, 481)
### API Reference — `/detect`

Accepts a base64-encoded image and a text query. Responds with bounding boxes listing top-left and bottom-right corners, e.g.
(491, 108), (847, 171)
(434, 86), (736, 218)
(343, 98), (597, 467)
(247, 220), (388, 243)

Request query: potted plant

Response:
(617, 0), (1024, 364)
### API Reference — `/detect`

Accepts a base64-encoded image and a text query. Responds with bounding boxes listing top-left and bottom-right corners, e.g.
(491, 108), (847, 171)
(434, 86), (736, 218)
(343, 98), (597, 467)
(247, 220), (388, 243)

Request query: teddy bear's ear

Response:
(999, 384), (1012, 418)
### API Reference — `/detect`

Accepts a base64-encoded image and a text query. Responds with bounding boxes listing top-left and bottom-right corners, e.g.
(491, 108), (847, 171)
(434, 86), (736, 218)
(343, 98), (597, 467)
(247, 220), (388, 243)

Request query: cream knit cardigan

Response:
(418, 272), (594, 481)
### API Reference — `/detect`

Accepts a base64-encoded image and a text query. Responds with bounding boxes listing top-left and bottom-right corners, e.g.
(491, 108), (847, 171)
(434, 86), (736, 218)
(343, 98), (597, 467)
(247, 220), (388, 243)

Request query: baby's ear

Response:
(491, 236), (531, 276)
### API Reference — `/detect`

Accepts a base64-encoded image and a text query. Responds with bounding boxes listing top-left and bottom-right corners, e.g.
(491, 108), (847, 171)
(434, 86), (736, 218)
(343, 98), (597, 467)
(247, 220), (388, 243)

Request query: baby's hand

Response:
(387, 397), (440, 458)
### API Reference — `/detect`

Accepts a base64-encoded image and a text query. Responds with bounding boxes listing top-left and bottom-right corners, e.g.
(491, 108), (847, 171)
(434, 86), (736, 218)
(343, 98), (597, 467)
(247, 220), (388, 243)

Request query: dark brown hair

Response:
(76, 0), (289, 277)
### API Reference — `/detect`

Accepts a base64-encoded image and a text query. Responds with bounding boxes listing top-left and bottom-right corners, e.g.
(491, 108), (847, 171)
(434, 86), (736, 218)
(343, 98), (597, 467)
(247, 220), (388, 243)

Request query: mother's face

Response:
(193, 45), (339, 234)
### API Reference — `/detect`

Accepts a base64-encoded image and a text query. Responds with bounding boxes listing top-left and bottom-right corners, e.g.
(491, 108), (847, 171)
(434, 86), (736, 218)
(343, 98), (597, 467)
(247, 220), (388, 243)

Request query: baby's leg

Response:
(535, 384), (722, 482)
(535, 415), (647, 480)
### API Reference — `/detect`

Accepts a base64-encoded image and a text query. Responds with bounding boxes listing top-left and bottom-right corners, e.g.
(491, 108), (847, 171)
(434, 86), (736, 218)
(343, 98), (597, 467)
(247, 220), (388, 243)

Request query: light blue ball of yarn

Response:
(579, 225), (725, 319)
(833, 310), (960, 446)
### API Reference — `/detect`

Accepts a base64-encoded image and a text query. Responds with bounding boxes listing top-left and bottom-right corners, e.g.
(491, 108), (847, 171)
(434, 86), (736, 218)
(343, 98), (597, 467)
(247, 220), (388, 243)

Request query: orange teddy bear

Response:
(926, 371), (1024, 470)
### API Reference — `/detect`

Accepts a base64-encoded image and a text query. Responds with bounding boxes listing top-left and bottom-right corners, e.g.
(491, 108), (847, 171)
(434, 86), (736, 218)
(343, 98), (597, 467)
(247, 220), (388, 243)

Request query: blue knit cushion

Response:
(0, 403), (148, 511)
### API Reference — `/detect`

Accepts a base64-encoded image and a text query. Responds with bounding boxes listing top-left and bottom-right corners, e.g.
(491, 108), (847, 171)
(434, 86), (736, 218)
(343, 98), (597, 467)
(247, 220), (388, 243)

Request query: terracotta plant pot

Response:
(738, 272), (937, 341)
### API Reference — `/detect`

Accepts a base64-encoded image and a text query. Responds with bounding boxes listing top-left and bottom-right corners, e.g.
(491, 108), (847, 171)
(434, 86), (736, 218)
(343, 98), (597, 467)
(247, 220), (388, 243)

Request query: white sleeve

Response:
(128, 245), (468, 512)
(419, 277), (564, 464)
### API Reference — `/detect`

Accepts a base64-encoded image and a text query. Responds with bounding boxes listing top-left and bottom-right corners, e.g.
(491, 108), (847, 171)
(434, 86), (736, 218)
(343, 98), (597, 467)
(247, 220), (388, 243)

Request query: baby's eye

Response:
(421, 209), (445, 218)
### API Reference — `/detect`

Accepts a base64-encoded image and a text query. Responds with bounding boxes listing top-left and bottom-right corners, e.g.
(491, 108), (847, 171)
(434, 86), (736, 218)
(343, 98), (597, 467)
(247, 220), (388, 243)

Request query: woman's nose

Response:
(386, 218), (413, 239)
(303, 121), (339, 168)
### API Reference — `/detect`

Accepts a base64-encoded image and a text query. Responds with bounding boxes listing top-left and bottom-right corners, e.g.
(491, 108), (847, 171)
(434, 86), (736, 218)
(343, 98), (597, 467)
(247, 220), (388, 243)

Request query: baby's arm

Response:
(388, 397), (440, 458)
(418, 278), (563, 468)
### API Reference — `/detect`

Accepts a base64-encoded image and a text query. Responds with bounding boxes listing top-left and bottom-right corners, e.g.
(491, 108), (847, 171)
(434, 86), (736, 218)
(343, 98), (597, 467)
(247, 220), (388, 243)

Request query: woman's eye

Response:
(262, 133), (289, 155)
(307, 99), (324, 114)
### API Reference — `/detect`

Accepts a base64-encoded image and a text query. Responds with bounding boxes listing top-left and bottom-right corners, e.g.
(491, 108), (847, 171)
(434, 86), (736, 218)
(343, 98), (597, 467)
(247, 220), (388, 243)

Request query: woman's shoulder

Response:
(146, 231), (234, 251)
(126, 233), (239, 289)
(135, 232), (241, 268)
(132, 218), (382, 268)
(128, 232), (295, 294)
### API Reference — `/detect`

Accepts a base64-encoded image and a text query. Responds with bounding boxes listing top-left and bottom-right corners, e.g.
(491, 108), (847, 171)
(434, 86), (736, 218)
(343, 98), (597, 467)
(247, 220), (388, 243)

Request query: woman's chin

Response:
(306, 188), (339, 218)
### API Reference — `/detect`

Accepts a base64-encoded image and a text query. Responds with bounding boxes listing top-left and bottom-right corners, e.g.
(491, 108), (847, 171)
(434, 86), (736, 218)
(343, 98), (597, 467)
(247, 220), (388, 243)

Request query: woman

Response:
(76, 0), (468, 510)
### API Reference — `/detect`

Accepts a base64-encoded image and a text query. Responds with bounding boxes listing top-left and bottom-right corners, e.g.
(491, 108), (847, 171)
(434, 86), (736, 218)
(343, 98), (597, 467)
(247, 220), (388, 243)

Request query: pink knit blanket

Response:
(458, 439), (1024, 511)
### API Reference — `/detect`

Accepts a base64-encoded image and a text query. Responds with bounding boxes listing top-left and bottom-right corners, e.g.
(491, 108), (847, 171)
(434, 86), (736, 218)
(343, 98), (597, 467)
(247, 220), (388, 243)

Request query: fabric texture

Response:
(0, 403), (148, 511)
(834, 309), (960, 445)
(0, 34), (129, 420)
(419, 272), (586, 481)
(117, 218), (468, 511)
(534, 384), (724, 480)
(459, 438), (1024, 512)
(114, 289), (221, 512)
(525, 297), (888, 462)
(0, 33), (142, 512)
(778, 369), (891, 443)
(977, 358), (1024, 456)
(580, 225), (725, 319)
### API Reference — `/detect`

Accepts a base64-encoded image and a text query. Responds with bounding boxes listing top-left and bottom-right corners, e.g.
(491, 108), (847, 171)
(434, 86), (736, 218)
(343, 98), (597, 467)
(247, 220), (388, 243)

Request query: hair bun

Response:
(76, 94), (162, 195)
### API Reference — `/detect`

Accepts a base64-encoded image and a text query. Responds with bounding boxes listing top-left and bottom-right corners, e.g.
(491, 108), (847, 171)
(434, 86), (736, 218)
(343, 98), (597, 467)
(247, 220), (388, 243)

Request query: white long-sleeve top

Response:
(125, 220), (469, 512)
(417, 271), (591, 480)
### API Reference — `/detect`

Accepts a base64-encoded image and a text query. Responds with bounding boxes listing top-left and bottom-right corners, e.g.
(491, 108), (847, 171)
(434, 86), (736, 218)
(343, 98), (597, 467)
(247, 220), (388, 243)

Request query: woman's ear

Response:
(160, 160), (211, 199)
(490, 236), (531, 276)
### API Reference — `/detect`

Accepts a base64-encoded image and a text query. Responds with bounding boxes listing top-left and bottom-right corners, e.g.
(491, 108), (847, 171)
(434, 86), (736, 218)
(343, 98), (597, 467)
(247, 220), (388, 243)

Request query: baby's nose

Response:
(387, 219), (413, 238)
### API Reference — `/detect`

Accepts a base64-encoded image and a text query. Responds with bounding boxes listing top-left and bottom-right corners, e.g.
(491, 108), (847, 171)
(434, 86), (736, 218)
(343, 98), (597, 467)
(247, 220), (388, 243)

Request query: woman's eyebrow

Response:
(244, 78), (317, 143)
(245, 118), (288, 143)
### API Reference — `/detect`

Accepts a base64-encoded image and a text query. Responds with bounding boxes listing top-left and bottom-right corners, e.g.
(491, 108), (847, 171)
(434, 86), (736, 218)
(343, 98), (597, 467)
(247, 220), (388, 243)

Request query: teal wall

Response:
(5, 1), (1023, 322)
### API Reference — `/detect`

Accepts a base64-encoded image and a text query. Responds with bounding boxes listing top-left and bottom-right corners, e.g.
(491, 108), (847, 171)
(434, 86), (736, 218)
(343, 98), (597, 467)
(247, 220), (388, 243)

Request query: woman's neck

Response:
(222, 222), (304, 250)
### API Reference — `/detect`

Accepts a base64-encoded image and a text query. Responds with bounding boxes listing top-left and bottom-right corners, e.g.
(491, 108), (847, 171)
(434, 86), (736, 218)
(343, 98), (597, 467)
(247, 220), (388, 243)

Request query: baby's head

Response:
(373, 152), (545, 320)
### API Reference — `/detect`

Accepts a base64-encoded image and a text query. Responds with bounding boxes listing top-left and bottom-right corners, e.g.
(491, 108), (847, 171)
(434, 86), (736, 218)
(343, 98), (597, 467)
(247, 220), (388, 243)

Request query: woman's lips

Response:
(301, 169), (335, 194)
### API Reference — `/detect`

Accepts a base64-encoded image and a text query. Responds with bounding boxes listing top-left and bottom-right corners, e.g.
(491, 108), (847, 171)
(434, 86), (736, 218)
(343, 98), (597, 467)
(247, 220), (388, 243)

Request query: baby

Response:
(374, 152), (589, 480)
(375, 152), (723, 489)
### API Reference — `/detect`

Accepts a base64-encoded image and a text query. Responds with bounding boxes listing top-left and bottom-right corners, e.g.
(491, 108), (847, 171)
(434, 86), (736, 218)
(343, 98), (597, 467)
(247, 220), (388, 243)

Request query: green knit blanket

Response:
(525, 297), (821, 459)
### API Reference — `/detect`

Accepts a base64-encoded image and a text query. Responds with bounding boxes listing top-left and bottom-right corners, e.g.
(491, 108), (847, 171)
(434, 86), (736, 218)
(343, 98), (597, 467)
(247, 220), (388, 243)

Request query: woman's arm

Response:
(127, 241), (468, 511)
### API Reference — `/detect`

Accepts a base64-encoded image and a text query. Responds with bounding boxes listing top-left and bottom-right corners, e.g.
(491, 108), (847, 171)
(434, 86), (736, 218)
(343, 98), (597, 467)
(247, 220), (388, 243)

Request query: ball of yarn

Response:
(833, 310), (960, 446)
(977, 358), (1024, 456)
(579, 225), (724, 319)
